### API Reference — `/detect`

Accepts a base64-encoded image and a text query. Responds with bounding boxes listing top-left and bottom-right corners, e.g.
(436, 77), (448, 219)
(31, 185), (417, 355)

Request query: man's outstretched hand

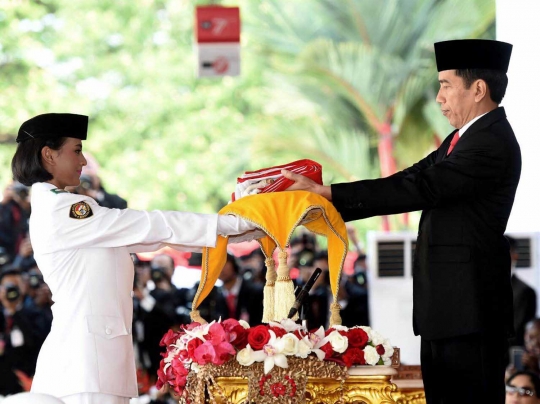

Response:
(281, 169), (332, 201)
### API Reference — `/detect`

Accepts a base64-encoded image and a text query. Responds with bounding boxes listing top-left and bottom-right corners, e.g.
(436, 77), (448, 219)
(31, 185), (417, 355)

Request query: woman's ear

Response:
(41, 146), (54, 166)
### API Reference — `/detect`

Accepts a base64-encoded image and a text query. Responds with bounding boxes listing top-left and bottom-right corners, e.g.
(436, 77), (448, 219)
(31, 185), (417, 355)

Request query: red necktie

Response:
(447, 131), (460, 155)
(226, 293), (237, 319)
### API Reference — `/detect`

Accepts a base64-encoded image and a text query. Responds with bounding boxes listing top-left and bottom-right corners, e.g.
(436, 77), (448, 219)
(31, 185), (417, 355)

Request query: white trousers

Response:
(61, 393), (130, 404)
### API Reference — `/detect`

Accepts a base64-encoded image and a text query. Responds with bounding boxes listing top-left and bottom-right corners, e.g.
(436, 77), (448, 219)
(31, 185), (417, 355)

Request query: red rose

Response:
(346, 348), (366, 366)
(376, 344), (386, 356)
(248, 325), (271, 350)
(347, 328), (369, 349)
(269, 326), (287, 338)
(320, 342), (334, 359)
(222, 319), (248, 349)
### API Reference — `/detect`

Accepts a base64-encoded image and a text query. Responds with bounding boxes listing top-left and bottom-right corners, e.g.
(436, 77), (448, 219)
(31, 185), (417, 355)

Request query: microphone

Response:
(288, 267), (322, 319)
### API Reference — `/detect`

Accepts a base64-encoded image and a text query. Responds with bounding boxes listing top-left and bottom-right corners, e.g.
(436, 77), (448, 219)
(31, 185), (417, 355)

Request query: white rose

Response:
(328, 330), (348, 354)
(364, 345), (380, 366)
(239, 320), (250, 329)
(277, 334), (300, 356)
(296, 338), (312, 359)
(237, 345), (257, 366)
(382, 342), (394, 359)
(370, 330), (386, 346)
(383, 358), (392, 366)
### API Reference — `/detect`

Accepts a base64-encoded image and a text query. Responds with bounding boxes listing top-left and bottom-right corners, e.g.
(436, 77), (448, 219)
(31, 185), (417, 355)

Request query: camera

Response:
(79, 175), (94, 191)
(151, 265), (167, 282)
(4, 282), (21, 302)
(28, 272), (44, 289)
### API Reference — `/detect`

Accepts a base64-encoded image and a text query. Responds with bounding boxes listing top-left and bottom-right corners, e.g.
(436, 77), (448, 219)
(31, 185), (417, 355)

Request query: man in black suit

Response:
(283, 39), (521, 403)
(218, 253), (264, 326)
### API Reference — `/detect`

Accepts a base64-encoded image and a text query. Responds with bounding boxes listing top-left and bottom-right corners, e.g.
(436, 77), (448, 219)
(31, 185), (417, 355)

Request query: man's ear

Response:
(474, 79), (488, 103)
(41, 146), (55, 166)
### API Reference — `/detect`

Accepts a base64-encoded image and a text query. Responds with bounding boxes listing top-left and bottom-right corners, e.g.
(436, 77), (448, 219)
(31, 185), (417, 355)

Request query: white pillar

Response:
(497, 0), (540, 233)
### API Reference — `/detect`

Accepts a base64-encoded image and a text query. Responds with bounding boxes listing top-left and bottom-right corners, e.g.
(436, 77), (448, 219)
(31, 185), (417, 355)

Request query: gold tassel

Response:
(190, 309), (207, 325)
(329, 301), (342, 327)
(273, 250), (296, 321)
(262, 257), (276, 323)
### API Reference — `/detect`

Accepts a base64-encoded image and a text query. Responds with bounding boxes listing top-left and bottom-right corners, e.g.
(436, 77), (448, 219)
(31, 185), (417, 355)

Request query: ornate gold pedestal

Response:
(182, 352), (426, 404)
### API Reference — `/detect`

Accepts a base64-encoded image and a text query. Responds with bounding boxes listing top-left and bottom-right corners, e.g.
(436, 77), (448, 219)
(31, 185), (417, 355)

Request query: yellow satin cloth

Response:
(191, 190), (348, 325)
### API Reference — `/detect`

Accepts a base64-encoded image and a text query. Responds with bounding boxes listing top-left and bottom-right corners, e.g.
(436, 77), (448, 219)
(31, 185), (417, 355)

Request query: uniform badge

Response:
(69, 201), (93, 219)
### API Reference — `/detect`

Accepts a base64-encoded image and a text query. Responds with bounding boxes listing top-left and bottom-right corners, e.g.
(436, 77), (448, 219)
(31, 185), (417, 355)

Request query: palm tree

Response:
(244, 0), (495, 230)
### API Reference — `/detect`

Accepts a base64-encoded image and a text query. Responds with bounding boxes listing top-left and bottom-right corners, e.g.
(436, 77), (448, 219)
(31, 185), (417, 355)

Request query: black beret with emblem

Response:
(434, 39), (512, 73)
(17, 113), (88, 143)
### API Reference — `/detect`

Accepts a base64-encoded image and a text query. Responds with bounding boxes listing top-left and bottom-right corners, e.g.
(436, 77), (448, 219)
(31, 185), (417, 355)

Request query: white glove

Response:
(217, 215), (258, 236)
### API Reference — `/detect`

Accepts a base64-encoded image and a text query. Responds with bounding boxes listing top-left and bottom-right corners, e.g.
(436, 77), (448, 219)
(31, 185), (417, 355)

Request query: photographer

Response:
(0, 182), (31, 262)
(0, 267), (49, 395)
(149, 254), (190, 326)
(75, 174), (127, 209)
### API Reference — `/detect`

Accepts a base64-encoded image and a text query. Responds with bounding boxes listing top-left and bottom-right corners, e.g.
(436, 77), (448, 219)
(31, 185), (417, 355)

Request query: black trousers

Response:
(421, 332), (508, 404)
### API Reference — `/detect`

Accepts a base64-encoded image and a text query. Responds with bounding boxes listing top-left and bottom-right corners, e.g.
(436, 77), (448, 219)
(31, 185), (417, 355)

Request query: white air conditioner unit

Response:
(367, 231), (540, 365)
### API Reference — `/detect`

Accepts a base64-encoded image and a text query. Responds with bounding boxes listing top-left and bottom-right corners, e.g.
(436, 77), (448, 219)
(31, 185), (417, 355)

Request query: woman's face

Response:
(506, 375), (540, 404)
(47, 137), (87, 189)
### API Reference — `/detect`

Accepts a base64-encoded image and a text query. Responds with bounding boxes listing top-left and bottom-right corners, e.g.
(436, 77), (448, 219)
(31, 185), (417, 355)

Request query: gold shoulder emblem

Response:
(69, 201), (93, 219)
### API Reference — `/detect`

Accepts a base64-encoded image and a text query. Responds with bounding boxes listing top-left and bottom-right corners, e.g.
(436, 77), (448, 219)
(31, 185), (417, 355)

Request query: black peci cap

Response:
(435, 39), (512, 73)
(17, 113), (88, 143)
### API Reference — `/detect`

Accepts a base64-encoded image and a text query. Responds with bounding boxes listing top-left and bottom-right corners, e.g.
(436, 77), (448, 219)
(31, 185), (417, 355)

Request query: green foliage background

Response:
(0, 0), (495, 242)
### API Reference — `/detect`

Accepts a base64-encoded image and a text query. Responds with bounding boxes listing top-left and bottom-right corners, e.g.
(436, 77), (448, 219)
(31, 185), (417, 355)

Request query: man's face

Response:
(436, 70), (477, 129)
(219, 261), (237, 284)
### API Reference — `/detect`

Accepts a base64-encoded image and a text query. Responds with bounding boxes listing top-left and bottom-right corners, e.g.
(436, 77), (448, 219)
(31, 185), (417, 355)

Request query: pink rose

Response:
(206, 323), (228, 345)
(193, 341), (217, 365)
(187, 338), (203, 359)
(160, 329), (179, 347)
(213, 341), (236, 365)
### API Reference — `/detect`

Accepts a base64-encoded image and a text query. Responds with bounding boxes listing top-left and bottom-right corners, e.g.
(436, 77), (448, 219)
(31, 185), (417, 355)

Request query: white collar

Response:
(458, 111), (488, 137)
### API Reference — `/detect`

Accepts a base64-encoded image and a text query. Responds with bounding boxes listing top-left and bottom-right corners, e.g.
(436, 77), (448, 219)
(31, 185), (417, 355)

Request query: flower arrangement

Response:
(156, 318), (394, 400)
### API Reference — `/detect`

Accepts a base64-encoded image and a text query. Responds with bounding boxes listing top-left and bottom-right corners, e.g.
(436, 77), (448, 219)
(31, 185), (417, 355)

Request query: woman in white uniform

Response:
(11, 113), (256, 404)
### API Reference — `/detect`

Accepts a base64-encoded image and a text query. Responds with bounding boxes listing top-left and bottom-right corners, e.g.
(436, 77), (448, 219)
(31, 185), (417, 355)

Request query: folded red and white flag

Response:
(233, 159), (323, 201)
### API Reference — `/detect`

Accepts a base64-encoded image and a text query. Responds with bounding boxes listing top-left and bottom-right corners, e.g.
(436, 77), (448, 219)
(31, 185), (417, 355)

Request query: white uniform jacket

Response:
(29, 182), (218, 398)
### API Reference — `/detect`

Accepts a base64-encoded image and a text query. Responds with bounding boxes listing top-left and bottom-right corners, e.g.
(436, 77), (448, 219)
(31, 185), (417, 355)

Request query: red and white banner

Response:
(195, 6), (241, 77)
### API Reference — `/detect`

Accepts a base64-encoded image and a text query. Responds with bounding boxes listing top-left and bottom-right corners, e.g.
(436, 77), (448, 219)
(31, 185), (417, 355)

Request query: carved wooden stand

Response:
(181, 350), (426, 404)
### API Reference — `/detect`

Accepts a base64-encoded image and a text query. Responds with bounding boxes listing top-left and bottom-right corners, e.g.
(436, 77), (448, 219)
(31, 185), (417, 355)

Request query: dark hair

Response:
(507, 370), (540, 396)
(226, 253), (241, 274)
(455, 69), (508, 104)
(11, 137), (68, 186)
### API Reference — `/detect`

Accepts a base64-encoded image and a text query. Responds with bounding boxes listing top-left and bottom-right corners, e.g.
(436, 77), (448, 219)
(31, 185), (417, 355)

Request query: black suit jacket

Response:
(511, 274), (537, 346)
(331, 107), (521, 340)
(228, 279), (264, 326)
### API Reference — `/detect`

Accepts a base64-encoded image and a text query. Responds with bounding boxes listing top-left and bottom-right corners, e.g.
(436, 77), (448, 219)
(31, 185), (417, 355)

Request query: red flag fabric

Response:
(233, 159), (323, 201)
